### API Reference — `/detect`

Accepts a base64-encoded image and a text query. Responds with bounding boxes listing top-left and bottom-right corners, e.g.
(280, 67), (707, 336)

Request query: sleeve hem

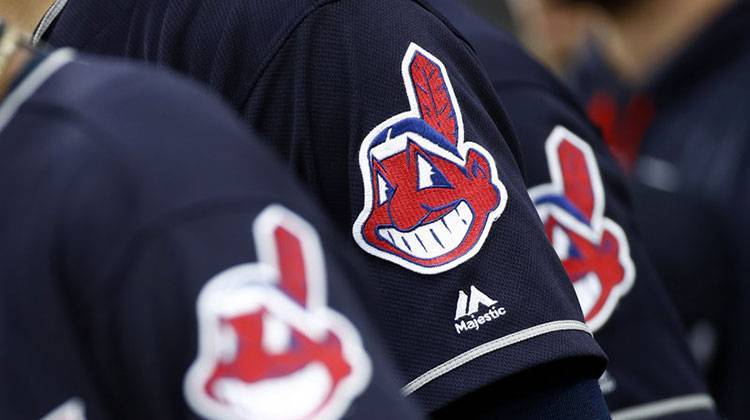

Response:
(402, 320), (606, 411)
(610, 394), (717, 420)
(401, 320), (591, 395)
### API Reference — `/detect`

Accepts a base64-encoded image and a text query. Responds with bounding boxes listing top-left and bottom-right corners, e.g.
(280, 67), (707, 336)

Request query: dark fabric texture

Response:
(569, 2), (750, 417)
(45, 0), (607, 413)
(426, 0), (718, 417)
(0, 54), (421, 420)
(433, 359), (609, 420)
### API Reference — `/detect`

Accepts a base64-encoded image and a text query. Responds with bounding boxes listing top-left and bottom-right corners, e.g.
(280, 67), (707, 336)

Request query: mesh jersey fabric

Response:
(569, 2), (750, 417)
(424, 1), (718, 418)
(0, 51), (422, 420)
(44, 0), (607, 412)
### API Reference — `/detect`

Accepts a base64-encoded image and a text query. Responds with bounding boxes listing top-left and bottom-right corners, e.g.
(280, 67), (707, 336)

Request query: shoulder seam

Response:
(240, 0), (474, 108)
(239, 0), (347, 108)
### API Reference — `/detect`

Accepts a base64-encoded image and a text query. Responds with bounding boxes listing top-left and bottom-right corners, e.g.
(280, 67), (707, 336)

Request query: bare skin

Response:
(507, 0), (735, 83)
(507, 0), (599, 75)
(591, 0), (736, 84)
(0, 0), (55, 35)
(0, 43), (33, 101)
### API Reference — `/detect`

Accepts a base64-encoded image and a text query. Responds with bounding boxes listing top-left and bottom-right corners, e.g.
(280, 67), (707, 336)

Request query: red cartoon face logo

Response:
(529, 127), (635, 331)
(353, 43), (507, 274)
(184, 206), (371, 420)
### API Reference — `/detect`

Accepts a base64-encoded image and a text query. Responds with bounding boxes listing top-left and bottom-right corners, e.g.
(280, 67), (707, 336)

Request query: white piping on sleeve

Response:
(611, 394), (716, 420)
(401, 320), (592, 396)
(0, 48), (75, 134)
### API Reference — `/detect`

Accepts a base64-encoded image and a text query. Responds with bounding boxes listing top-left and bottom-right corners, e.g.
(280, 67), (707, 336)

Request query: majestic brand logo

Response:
(529, 126), (635, 331)
(185, 206), (371, 420)
(41, 399), (86, 420)
(352, 43), (508, 274)
(453, 285), (505, 334)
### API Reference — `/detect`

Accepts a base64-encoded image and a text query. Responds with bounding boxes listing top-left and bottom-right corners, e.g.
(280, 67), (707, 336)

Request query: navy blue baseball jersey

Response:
(41, 0), (610, 414)
(0, 48), (424, 420)
(426, 1), (719, 418)
(569, 2), (750, 417)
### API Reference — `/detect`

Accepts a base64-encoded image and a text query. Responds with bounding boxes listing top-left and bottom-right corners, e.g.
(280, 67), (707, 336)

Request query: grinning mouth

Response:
(213, 363), (333, 419)
(377, 201), (474, 260)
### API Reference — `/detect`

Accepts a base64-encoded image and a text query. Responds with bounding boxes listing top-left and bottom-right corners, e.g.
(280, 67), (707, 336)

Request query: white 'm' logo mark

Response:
(455, 286), (498, 320)
(453, 285), (505, 335)
(41, 399), (86, 420)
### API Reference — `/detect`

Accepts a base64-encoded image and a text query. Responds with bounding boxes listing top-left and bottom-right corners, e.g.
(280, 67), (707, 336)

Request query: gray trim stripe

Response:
(611, 394), (716, 420)
(401, 320), (591, 396)
(32, 0), (70, 45)
(0, 49), (74, 135)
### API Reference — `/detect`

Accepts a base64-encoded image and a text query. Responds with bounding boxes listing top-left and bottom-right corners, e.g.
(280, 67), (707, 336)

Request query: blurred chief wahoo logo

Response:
(353, 43), (508, 275)
(530, 126), (635, 331)
(185, 205), (371, 420)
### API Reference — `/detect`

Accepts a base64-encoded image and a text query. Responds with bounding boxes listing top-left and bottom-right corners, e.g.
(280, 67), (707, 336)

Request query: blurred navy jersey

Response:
(42, 0), (608, 412)
(426, 0), (718, 418)
(0, 50), (423, 420)
(569, 2), (750, 417)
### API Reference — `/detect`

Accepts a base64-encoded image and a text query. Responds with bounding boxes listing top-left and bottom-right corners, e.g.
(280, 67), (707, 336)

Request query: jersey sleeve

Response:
(93, 200), (421, 420)
(40, 0), (607, 411)
(242, 0), (606, 411)
(11, 60), (422, 420)
(492, 80), (717, 416)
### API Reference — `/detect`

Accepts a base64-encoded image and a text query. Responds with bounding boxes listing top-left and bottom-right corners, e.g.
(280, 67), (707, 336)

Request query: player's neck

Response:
(0, 0), (56, 35)
(0, 39), (32, 103)
(595, 0), (734, 86)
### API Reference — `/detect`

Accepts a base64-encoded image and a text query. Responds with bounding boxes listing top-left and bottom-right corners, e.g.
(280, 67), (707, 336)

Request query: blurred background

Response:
(454, 1), (749, 417)
(462, 0), (515, 30)
(460, 0), (596, 76)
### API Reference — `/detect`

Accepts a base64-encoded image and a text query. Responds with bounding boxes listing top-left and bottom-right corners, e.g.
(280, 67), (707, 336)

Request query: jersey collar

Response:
(0, 48), (73, 135)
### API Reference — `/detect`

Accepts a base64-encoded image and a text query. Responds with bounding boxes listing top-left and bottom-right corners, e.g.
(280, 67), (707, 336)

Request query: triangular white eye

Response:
(417, 154), (451, 190)
(417, 155), (436, 190)
(378, 174), (392, 205)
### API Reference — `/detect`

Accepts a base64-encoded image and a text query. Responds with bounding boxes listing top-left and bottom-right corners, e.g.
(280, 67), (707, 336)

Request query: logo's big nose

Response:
(387, 192), (427, 231)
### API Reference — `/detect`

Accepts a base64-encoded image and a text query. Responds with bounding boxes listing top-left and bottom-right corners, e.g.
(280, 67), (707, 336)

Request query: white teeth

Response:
(378, 202), (474, 259)
(573, 273), (602, 317)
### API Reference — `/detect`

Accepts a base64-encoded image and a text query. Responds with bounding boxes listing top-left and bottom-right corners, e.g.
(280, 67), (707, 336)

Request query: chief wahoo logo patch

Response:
(185, 206), (371, 420)
(529, 126), (635, 331)
(353, 43), (508, 274)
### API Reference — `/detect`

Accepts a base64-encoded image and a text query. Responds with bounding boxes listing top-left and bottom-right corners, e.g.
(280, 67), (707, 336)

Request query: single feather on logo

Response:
(409, 51), (459, 146)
